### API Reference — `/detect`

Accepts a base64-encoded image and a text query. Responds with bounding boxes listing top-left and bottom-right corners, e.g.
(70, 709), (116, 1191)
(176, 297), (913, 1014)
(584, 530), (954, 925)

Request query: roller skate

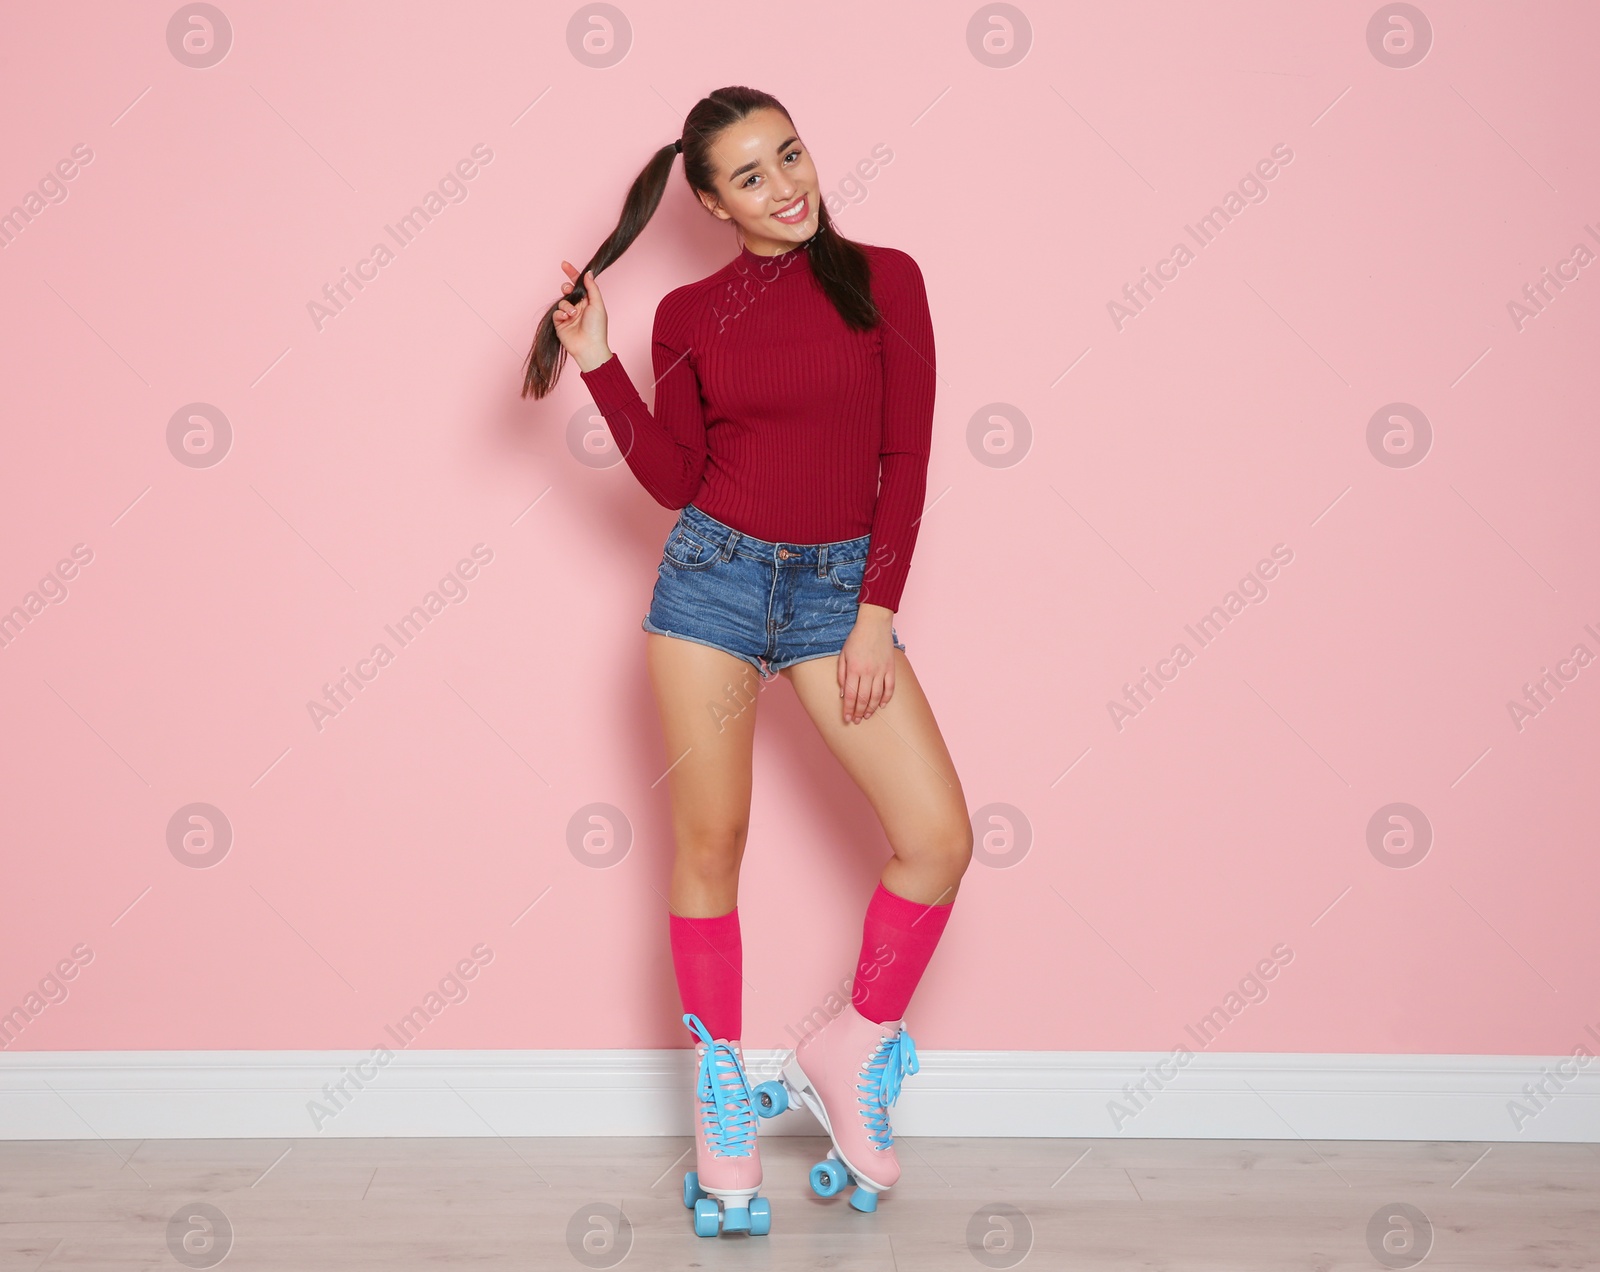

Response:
(752, 1001), (919, 1213)
(679, 1013), (770, 1237)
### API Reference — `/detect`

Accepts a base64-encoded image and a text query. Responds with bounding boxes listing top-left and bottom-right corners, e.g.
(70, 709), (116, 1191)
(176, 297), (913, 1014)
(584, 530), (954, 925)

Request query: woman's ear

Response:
(698, 191), (730, 222)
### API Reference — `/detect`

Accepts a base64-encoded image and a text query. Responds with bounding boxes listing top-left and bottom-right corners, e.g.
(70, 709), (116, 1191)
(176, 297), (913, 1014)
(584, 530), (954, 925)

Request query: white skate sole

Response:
(700, 1185), (758, 1206)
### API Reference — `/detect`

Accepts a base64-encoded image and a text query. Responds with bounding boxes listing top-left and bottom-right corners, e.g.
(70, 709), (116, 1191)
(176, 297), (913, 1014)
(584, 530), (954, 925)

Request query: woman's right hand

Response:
(552, 259), (612, 372)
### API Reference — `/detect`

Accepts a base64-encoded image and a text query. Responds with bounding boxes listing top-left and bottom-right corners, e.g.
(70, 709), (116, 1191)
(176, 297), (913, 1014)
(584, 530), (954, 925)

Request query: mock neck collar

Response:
(735, 235), (817, 275)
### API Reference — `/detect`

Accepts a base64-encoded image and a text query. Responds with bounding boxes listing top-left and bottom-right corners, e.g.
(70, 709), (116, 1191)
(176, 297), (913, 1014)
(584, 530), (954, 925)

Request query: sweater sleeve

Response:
(577, 294), (708, 509)
(858, 248), (936, 613)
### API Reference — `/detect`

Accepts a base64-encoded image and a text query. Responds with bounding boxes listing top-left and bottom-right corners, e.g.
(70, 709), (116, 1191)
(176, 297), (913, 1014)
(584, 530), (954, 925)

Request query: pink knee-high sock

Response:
(851, 881), (955, 1024)
(669, 908), (743, 1041)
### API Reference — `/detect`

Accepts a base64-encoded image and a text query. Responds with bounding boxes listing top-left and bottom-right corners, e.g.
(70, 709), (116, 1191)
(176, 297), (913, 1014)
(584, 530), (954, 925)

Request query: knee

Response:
(946, 816), (975, 878)
(676, 821), (748, 879)
(894, 813), (973, 883)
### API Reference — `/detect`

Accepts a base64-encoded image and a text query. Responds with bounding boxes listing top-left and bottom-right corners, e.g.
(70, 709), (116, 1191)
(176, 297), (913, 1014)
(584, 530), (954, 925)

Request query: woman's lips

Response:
(772, 193), (810, 223)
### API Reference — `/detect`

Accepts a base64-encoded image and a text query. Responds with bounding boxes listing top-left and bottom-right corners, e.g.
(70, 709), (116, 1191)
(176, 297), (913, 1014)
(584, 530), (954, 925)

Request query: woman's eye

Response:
(742, 150), (801, 187)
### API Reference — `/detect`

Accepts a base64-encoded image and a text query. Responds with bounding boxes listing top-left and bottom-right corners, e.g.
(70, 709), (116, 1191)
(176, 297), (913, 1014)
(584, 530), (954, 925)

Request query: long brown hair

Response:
(520, 85), (880, 400)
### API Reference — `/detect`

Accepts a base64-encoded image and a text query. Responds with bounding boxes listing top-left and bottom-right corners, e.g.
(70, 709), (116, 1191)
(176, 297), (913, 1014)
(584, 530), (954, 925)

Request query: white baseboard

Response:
(1, 1050), (1596, 1141)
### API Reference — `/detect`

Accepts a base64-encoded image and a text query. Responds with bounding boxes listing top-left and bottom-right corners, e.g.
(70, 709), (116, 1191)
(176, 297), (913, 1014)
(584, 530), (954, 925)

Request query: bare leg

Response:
(645, 633), (766, 917)
(779, 649), (972, 904)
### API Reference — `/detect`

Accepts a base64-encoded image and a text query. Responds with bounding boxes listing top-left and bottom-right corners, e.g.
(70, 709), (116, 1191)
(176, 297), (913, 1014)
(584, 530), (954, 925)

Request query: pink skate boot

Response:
(680, 1013), (770, 1237)
(752, 1002), (919, 1213)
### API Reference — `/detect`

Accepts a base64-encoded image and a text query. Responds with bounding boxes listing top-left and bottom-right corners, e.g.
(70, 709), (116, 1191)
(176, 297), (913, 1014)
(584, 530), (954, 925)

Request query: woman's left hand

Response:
(838, 604), (897, 723)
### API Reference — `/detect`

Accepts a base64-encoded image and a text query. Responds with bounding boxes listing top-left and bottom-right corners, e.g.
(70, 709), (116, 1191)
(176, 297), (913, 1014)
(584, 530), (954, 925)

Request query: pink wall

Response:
(2, 1), (1596, 1057)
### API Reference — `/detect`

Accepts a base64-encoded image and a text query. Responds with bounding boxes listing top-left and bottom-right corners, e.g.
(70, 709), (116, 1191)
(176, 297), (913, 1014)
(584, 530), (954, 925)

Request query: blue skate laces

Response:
(856, 1026), (919, 1151)
(684, 1013), (756, 1158)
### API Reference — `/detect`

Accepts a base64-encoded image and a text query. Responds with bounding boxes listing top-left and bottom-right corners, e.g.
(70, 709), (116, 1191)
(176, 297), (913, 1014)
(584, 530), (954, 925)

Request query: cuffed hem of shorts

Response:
(765, 631), (906, 675)
(640, 614), (777, 680)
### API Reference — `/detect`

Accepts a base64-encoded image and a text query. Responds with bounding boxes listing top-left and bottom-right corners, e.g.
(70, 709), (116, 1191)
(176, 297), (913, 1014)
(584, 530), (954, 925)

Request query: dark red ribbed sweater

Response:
(578, 237), (936, 613)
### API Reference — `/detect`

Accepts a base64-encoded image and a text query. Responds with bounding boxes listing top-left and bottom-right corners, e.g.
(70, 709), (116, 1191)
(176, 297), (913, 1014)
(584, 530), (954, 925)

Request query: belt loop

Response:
(720, 528), (739, 561)
(817, 543), (828, 580)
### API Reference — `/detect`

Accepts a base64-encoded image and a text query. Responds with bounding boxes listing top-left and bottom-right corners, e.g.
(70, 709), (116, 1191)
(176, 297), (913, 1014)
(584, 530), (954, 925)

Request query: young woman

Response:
(522, 86), (973, 1238)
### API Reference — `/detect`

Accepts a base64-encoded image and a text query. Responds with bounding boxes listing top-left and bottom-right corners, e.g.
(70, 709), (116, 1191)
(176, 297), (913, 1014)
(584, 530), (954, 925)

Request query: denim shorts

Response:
(641, 502), (905, 681)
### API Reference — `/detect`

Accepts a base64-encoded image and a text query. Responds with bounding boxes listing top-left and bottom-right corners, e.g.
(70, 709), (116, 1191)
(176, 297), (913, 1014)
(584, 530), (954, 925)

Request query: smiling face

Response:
(695, 106), (821, 255)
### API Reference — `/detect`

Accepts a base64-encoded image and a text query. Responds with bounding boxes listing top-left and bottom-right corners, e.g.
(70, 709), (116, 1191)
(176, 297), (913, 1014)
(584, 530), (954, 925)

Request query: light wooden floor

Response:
(2, 1134), (1596, 1269)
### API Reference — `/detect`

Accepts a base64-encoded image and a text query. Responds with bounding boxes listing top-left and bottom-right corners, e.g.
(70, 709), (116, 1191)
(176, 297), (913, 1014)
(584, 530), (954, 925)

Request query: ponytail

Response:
(520, 138), (679, 400)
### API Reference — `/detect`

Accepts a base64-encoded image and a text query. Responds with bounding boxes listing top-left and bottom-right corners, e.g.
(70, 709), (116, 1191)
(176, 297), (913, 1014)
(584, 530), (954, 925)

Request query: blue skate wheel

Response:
(682, 1170), (704, 1209)
(752, 1080), (788, 1118)
(749, 1195), (772, 1236)
(849, 1185), (878, 1213)
(692, 1196), (720, 1237)
(810, 1159), (848, 1198)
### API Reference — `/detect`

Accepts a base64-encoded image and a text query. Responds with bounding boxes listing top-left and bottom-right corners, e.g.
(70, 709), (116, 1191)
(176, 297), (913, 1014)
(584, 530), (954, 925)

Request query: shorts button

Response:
(777, 548), (791, 558)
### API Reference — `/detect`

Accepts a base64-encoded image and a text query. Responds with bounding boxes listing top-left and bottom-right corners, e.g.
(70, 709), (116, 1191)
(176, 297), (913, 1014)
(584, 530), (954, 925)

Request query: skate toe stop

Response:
(849, 1186), (879, 1213)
